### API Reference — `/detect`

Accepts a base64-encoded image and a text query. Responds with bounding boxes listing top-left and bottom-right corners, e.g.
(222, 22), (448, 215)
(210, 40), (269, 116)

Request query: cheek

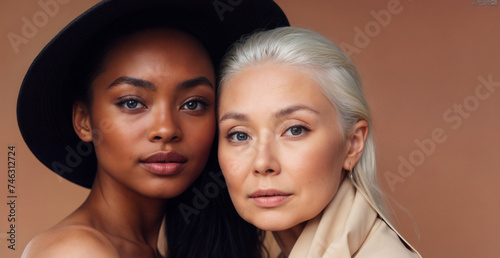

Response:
(218, 144), (249, 196)
(285, 134), (345, 198)
(218, 148), (251, 219)
(93, 127), (140, 173)
(218, 147), (239, 185)
(90, 110), (134, 155)
(183, 116), (216, 158)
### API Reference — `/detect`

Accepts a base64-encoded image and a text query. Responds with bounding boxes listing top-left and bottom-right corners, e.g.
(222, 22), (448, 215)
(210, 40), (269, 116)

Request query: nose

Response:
(252, 135), (280, 175)
(147, 107), (182, 143)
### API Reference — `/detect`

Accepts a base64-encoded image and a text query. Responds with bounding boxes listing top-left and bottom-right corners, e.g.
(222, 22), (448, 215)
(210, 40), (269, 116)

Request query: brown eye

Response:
(180, 98), (208, 113)
(183, 101), (198, 110)
(116, 98), (145, 110)
(125, 100), (139, 109)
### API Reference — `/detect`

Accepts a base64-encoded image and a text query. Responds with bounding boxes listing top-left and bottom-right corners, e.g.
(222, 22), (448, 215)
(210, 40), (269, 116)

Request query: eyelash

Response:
(227, 131), (250, 142)
(115, 96), (209, 112)
(283, 125), (310, 138)
(180, 97), (209, 113)
(115, 96), (146, 111)
(226, 124), (310, 143)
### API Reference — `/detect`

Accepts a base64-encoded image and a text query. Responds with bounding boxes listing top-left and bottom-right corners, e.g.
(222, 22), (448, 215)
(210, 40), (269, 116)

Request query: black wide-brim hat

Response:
(17, 0), (288, 189)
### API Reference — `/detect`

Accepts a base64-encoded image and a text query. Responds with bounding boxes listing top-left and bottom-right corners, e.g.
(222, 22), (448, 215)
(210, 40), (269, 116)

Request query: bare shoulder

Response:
(22, 225), (119, 258)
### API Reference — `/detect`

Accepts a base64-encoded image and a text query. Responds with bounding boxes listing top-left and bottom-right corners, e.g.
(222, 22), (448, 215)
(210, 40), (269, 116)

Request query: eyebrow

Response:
(107, 76), (156, 90)
(106, 76), (213, 91)
(219, 113), (249, 123)
(178, 76), (214, 90)
(219, 105), (319, 123)
(274, 105), (319, 118)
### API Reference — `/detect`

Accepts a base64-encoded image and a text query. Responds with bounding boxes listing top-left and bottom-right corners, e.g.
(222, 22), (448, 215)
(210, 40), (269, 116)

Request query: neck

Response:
(81, 176), (167, 252)
(272, 222), (306, 257)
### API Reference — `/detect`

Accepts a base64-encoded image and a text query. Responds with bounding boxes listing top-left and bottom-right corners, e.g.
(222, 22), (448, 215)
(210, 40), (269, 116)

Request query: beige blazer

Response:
(286, 178), (422, 258)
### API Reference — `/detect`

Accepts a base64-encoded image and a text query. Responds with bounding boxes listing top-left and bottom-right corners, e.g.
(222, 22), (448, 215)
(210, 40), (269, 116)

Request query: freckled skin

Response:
(23, 29), (216, 258)
(88, 29), (216, 199)
(218, 64), (347, 232)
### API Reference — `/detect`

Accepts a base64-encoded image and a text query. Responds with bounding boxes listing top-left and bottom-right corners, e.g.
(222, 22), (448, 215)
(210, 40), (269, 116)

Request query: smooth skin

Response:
(218, 64), (367, 257)
(22, 29), (216, 258)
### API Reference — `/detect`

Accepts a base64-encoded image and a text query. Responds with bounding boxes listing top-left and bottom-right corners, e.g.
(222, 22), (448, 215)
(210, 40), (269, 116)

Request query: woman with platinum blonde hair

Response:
(17, 1), (288, 257)
(217, 27), (421, 257)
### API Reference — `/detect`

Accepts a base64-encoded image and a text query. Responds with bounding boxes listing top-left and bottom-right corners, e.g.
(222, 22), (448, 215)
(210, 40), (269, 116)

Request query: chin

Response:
(141, 180), (193, 199)
(141, 188), (184, 199)
(256, 223), (290, 232)
(246, 212), (297, 232)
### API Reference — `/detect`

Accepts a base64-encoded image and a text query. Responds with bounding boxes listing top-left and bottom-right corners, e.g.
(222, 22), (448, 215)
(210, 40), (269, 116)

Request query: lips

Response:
(249, 189), (292, 208)
(140, 151), (187, 176)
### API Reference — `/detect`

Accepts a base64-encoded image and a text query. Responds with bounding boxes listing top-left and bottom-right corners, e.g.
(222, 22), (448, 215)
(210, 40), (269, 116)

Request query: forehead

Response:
(89, 28), (215, 91)
(105, 28), (211, 65)
(219, 64), (332, 114)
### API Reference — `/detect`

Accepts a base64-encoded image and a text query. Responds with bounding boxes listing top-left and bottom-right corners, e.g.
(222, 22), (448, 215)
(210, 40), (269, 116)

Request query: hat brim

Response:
(16, 0), (289, 189)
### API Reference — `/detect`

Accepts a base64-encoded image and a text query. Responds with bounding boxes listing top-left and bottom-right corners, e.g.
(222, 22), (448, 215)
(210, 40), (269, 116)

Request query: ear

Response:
(343, 120), (369, 171)
(73, 101), (93, 142)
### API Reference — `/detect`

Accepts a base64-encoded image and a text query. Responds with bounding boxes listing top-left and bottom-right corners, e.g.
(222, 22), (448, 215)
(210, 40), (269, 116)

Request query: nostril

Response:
(152, 135), (180, 142)
(254, 168), (276, 174)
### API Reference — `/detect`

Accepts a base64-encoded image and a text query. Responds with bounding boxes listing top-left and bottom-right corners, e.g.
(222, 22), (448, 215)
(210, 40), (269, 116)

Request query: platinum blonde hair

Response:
(219, 27), (389, 220)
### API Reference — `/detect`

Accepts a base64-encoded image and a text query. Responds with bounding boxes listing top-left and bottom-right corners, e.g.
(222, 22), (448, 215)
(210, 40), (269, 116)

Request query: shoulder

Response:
(22, 225), (119, 258)
(355, 218), (421, 258)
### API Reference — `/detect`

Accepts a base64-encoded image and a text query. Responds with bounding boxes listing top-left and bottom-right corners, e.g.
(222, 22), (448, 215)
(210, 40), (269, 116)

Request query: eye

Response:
(116, 98), (146, 110)
(181, 98), (208, 112)
(284, 125), (309, 137)
(227, 132), (250, 142)
(125, 99), (138, 109)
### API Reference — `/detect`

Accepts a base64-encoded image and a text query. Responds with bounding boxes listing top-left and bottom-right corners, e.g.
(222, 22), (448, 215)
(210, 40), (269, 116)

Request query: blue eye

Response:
(284, 126), (308, 137)
(228, 132), (250, 142)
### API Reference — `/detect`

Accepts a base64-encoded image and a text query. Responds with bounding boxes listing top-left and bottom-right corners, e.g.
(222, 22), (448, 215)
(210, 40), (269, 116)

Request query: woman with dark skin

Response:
(23, 28), (215, 258)
(16, 1), (288, 257)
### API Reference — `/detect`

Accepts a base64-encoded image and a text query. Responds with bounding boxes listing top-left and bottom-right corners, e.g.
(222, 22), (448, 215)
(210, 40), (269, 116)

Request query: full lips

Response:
(140, 151), (187, 176)
(140, 162), (185, 176)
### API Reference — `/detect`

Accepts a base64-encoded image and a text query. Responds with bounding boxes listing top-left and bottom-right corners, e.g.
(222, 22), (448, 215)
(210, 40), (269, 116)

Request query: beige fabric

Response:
(287, 178), (421, 258)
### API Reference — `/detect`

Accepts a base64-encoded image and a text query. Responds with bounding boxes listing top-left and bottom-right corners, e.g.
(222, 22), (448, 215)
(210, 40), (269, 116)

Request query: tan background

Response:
(1, 0), (499, 257)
